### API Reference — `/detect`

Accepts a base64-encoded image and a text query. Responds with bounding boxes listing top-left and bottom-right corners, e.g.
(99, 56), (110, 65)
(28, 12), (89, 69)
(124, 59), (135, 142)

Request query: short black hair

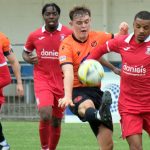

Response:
(69, 6), (91, 20)
(134, 11), (150, 20)
(42, 3), (61, 15)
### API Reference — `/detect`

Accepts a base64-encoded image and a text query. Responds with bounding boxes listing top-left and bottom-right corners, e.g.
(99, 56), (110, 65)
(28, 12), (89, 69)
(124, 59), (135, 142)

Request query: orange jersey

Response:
(0, 32), (11, 65)
(59, 31), (112, 87)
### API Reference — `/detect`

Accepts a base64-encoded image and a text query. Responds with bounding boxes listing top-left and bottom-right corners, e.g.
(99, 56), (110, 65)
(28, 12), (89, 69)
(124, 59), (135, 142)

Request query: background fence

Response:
(2, 64), (39, 120)
(2, 63), (121, 122)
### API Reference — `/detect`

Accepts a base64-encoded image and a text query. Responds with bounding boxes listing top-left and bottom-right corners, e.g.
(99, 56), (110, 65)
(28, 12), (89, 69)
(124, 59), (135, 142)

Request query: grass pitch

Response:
(2, 121), (149, 150)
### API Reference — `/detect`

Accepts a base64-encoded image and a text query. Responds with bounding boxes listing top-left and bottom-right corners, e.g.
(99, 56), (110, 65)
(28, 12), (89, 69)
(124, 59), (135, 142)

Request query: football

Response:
(78, 59), (104, 86)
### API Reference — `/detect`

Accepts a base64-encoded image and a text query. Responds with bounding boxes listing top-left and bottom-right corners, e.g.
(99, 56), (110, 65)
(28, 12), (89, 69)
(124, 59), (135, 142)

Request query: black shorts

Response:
(69, 86), (113, 131)
(69, 86), (103, 119)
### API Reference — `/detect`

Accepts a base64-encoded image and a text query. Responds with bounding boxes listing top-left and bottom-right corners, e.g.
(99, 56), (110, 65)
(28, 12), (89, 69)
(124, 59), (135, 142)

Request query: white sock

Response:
(0, 139), (7, 146)
(96, 111), (101, 120)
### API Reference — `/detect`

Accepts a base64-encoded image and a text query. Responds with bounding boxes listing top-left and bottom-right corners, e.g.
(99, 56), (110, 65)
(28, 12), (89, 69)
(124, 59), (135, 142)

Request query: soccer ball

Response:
(78, 59), (104, 86)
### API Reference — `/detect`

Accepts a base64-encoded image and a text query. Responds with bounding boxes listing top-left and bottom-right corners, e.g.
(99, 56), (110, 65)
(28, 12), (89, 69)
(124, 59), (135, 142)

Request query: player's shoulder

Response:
(61, 25), (72, 34)
(61, 34), (73, 43)
(89, 30), (111, 37)
(0, 32), (8, 40)
(115, 34), (130, 41)
(109, 34), (130, 47)
(61, 25), (70, 30)
(28, 27), (42, 37)
(0, 32), (10, 44)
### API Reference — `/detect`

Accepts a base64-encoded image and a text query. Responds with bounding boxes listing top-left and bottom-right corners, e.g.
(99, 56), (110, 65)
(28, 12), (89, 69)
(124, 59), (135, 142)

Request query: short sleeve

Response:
(107, 38), (120, 53)
(0, 33), (11, 52)
(59, 41), (73, 65)
(97, 31), (112, 45)
(24, 33), (35, 52)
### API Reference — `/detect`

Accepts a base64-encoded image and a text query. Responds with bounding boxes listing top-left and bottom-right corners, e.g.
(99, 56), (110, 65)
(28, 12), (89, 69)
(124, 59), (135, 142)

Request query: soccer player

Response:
(58, 6), (128, 150)
(22, 3), (72, 150)
(0, 32), (24, 150)
(87, 10), (150, 150)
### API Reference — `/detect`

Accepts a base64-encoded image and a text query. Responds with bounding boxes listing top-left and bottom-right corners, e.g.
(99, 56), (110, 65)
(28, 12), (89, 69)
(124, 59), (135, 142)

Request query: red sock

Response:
(49, 125), (61, 150)
(39, 120), (50, 149)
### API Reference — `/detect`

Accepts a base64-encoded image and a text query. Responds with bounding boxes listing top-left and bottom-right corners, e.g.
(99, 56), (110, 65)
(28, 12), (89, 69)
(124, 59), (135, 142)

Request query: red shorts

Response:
(0, 65), (11, 88)
(0, 65), (11, 104)
(34, 79), (64, 118)
(120, 112), (150, 138)
(0, 88), (5, 104)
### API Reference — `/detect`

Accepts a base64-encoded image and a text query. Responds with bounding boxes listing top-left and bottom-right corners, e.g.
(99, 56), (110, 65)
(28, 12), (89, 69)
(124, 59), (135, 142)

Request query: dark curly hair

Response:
(42, 3), (61, 15)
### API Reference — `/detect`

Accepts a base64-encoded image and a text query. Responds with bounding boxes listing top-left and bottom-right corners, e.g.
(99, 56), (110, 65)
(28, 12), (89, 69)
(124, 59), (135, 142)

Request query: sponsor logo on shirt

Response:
(123, 63), (146, 76)
(77, 51), (80, 56)
(123, 47), (130, 51)
(38, 36), (45, 40)
(91, 41), (97, 47)
(59, 55), (67, 62)
(145, 46), (150, 55)
(61, 46), (65, 50)
(74, 96), (82, 103)
(60, 34), (66, 41)
(41, 49), (58, 59)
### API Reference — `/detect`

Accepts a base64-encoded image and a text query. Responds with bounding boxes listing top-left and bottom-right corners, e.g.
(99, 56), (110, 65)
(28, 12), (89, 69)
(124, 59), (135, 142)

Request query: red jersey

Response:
(88, 33), (150, 113)
(24, 23), (72, 90)
(0, 33), (11, 103)
(0, 32), (11, 67)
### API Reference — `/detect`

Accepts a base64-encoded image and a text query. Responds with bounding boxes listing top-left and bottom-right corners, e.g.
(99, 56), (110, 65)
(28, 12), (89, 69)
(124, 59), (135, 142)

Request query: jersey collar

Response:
(125, 33), (150, 43)
(145, 35), (150, 42)
(41, 23), (62, 32)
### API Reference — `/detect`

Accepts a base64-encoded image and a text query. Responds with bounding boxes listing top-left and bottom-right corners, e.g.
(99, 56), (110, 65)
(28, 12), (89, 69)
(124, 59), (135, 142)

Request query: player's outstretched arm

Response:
(6, 51), (24, 96)
(58, 64), (75, 108)
(99, 57), (121, 75)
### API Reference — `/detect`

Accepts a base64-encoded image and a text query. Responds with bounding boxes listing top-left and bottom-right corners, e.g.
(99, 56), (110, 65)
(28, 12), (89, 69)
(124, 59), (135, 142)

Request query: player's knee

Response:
(51, 117), (62, 127)
(78, 100), (95, 117)
(107, 143), (113, 150)
(129, 143), (142, 150)
(39, 107), (52, 121)
(100, 140), (113, 150)
(107, 141), (113, 150)
(127, 135), (143, 150)
(40, 112), (51, 121)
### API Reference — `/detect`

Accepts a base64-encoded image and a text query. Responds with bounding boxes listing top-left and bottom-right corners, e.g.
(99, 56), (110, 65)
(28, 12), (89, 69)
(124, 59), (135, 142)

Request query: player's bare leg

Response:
(97, 91), (113, 150)
(97, 124), (113, 150)
(126, 134), (142, 150)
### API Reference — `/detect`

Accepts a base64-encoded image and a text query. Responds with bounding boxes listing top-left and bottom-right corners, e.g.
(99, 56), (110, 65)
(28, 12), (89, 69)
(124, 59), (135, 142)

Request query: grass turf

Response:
(1, 121), (149, 150)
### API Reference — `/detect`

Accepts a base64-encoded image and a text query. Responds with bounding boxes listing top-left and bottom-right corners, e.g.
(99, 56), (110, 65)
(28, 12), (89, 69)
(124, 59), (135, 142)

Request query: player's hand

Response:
(112, 67), (121, 76)
(118, 21), (129, 35)
(16, 83), (24, 96)
(115, 22), (129, 37)
(58, 97), (75, 108)
(28, 53), (38, 64)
